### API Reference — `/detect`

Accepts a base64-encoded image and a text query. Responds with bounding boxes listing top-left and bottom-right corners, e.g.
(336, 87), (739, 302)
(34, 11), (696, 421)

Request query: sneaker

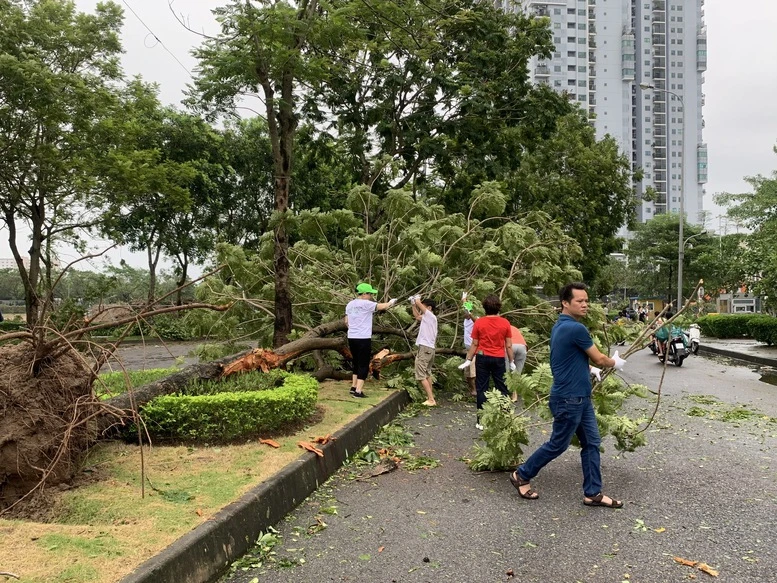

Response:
(352, 390), (367, 398)
(349, 387), (357, 395)
(475, 423), (484, 431)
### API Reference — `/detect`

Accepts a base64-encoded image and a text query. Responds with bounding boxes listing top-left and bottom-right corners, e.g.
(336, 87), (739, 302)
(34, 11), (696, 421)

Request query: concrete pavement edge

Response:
(699, 345), (777, 368)
(119, 389), (411, 583)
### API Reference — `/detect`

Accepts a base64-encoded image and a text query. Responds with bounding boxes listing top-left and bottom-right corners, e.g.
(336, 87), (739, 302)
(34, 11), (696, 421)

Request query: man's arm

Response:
(344, 315), (349, 328)
(504, 337), (514, 362)
(376, 299), (397, 311)
(585, 344), (617, 368)
(464, 338), (479, 361)
(412, 296), (426, 321)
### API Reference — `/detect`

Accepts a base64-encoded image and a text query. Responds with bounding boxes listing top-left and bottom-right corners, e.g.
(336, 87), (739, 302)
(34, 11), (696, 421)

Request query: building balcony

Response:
(535, 65), (550, 76)
(653, 0), (665, 10)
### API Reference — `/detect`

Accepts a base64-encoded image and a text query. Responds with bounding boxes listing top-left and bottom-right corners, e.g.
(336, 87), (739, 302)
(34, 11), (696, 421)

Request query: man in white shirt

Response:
(345, 282), (397, 397)
(410, 296), (438, 406)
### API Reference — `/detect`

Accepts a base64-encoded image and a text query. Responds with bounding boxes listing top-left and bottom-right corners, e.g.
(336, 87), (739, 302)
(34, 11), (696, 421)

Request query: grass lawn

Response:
(0, 379), (401, 583)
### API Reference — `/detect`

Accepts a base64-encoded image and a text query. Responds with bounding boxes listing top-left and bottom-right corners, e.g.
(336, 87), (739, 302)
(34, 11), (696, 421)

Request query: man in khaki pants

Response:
(410, 296), (438, 406)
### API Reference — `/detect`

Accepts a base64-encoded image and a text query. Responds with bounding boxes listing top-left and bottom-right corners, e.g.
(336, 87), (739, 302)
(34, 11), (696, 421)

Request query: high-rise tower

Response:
(520, 0), (707, 224)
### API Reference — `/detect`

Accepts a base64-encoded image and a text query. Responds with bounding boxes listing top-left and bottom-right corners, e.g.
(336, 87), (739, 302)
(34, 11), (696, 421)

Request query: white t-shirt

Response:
(416, 310), (438, 348)
(346, 298), (377, 339)
(463, 317), (474, 348)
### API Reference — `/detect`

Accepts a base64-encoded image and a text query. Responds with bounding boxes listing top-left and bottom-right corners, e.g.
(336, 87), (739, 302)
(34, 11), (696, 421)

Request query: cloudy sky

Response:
(4, 0), (777, 267)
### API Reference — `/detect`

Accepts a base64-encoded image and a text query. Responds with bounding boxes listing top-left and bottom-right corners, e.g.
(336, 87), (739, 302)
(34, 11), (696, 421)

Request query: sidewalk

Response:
(698, 337), (777, 367)
(120, 338), (777, 583)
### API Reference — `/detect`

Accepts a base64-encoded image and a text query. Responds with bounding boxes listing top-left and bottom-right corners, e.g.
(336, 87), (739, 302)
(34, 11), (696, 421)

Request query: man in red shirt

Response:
(458, 294), (514, 429)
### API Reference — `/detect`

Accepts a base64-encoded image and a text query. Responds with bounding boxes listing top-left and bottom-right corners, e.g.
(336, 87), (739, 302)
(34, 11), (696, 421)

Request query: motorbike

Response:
(686, 323), (701, 355)
(654, 325), (690, 367)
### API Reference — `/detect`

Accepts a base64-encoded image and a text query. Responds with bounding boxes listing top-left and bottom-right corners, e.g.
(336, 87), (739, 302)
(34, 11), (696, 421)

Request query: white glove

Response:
(461, 292), (468, 301)
(509, 362), (517, 372)
(612, 351), (627, 371)
(590, 366), (602, 382)
(408, 296), (416, 304)
(389, 298), (397, 305)
(457, 359), (472, 370)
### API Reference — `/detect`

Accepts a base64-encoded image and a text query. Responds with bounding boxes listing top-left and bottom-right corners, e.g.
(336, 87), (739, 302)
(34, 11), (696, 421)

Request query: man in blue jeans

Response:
(509, 282), (627, 508)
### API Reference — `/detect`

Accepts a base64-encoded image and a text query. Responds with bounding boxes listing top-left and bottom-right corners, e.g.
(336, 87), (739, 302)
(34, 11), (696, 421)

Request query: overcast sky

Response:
(3, 0), (777, 268)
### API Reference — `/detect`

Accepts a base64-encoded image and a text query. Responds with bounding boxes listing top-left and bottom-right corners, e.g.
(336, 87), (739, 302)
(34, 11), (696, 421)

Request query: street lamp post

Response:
(640, 83), (685, 310)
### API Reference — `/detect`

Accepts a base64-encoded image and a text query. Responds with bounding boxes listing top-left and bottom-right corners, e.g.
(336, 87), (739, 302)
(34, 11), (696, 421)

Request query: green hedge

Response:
(0, 320), (25, 332)
(696, 314), (762, 338)
(746, 316), (777, 345)
(139, 373), (319, 442)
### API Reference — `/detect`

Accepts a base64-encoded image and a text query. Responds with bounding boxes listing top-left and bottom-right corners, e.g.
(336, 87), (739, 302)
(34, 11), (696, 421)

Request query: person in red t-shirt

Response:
(458, 294), (514, 429)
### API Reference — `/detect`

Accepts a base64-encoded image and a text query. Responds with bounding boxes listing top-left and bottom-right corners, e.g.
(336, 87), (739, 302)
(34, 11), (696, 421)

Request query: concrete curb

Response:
(119, 389), (411, 583)
(699, 345), (777, 368)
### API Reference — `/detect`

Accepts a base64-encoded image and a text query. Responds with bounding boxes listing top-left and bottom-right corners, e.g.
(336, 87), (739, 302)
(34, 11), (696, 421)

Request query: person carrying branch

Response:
(508, 282), (627, 508)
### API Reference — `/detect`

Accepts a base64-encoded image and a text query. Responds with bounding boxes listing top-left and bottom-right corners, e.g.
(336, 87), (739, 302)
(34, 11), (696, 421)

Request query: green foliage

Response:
(745, 316), (777, 345)
(190, 342), (251, 362)
(0, 320), (25, 332)
(468, 390), (530, 472)
(94, 368), (180, 400)
(714, 152), (777, 310)
(138, 373), (318, 442)
(697, 314), (761, 338)
(184, 370), (291, 396)
(468, 363), (650, 471)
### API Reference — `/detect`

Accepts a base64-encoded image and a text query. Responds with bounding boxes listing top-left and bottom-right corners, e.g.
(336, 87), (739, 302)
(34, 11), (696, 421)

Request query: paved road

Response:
(223, 348), (777, 583)
(98, 340), (204, 372)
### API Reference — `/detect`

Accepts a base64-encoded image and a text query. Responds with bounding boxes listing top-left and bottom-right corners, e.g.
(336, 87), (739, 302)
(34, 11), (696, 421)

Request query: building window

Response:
(568, 79), (576, 85)
(554, 8), (561, 14)
(578, 65), (586, 72)
(554, 65), (562, 72)
(578, 80), (586, 87)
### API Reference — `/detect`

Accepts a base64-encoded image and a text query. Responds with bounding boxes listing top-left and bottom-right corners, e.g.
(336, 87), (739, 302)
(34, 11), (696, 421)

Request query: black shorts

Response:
(348, 337), (372, 380)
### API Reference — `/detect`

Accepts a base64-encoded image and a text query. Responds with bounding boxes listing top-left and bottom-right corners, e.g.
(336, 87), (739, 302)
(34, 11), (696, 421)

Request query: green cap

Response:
(356, 282), (378, 294)
(463, 302), (473, 311)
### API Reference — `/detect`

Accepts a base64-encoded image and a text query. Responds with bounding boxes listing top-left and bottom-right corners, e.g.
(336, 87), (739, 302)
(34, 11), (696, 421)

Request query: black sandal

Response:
(509, 471), (538, 500)
(584, 493), (623, 508)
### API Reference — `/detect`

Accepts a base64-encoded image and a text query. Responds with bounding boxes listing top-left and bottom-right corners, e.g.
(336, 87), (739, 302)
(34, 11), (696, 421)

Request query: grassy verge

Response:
(0, 380), (401, 583)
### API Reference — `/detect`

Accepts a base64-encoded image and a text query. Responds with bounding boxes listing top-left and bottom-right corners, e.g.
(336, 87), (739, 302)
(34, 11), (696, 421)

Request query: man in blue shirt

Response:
(509, 282), (627, 508)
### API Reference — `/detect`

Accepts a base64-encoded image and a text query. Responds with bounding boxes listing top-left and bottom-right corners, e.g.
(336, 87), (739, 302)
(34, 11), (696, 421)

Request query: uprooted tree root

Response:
(0, 343), (101, 513)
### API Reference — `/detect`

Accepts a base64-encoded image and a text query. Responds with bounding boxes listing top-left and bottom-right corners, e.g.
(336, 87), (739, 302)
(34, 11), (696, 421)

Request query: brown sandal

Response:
(584, 493), (623, 508)
(509, 471), (538, 500)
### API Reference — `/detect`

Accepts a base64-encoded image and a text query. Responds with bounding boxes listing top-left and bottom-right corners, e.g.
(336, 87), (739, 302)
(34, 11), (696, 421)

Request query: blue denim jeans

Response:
(475, 354), (509, 410)
(517, 395), (602, 497)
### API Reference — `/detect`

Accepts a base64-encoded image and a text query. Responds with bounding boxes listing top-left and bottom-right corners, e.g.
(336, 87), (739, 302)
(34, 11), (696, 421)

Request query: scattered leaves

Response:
(297, 441), (324, 457)
(260, 438), (281, 448)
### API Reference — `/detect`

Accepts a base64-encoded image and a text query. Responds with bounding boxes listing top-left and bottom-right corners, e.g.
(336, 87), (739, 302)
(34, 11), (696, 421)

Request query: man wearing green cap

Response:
(345, 283), (397, 397)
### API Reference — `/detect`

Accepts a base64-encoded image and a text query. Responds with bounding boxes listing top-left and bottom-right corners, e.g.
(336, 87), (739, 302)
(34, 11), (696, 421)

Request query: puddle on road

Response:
(700, 354), (777, 387)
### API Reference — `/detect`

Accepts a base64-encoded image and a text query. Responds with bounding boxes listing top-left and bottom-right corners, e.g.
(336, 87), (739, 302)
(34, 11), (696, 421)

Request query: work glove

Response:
(461, 292), (468, 301)
(457, 359), (472, 370)
(463, 301), (473, 311)
(509, 362), (517, 373)
(590, 366), (602, 382)
(612, 351), (627, 371)
(408, 295), (416, 304)
(389, 298), (398, 306)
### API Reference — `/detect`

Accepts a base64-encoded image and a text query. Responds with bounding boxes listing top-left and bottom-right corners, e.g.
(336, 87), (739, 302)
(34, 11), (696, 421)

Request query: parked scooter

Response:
(686, 323), (701, 355)
(654, 325), (690, 366)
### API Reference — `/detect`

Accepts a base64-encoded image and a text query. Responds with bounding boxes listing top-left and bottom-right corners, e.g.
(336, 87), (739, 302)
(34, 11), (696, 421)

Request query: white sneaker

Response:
(475, 423), (484, 431)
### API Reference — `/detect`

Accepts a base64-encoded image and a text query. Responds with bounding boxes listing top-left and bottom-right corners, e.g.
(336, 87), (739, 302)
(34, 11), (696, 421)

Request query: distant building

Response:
(0, 257), (28, 270)
(518, 0), (707, 226)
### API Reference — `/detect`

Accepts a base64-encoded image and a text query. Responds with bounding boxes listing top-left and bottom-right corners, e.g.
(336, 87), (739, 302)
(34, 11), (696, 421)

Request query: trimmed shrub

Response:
(139, 373), (318, 442)
(696, 314), (761, 338)
(0, 320), (25, 332)
(746, 316), (777, 346)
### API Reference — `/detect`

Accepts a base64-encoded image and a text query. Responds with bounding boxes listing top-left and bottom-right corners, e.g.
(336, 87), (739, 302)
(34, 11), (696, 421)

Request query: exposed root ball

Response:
(0, 343), (96, 511)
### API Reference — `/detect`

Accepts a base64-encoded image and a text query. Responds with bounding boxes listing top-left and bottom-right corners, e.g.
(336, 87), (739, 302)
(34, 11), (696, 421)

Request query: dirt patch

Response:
(0, 343), (96, 511)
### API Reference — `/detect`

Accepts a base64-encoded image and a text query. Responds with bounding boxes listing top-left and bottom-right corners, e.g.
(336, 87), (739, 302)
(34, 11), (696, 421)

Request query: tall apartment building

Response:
(518, 0), (707, 225)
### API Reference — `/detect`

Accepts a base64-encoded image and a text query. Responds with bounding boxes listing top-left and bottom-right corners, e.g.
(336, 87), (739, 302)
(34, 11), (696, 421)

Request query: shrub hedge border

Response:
(140, 373), (319, 442)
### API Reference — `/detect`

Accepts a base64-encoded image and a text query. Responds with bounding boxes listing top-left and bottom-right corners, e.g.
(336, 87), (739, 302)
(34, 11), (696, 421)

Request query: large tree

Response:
(0, 0), (124, 338)
(714, 151), (777, 310)
(626, 213), (710, 304)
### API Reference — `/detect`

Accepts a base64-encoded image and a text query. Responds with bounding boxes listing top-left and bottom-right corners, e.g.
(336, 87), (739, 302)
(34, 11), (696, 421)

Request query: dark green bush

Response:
(746, 316), (777, 345)
(0, 320), (25, 332)
(696, 314), (761, 338)
(139, 373), (318, 442)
